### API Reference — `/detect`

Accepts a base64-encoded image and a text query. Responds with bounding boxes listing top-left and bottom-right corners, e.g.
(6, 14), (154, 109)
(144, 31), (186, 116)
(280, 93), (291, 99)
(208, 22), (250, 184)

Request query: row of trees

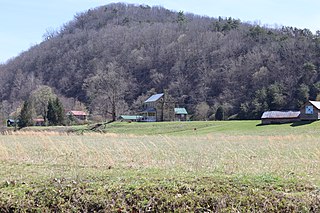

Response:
(17, 86), (65, 128)
(1, 3), (320, 120)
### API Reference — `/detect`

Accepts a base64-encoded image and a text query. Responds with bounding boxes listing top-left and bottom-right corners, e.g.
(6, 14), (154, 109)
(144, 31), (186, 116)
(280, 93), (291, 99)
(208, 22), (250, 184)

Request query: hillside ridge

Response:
(0, 3), (319, 120)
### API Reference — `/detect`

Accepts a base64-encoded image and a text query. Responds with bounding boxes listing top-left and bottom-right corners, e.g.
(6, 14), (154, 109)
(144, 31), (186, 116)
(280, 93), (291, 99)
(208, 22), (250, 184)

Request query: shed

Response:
(261, 111), (300, 124)
(119, 115), (143, 122)
(66, 110), (88, 120)
(300, 100), (320, 121)
(7, 119), (17, 127)
(174, 108), (188, 121)
(33, 118), (45, 126)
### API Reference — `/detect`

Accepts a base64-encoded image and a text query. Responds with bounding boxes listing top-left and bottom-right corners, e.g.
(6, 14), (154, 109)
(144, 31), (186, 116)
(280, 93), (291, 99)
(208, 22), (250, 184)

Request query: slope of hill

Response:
(1, 3), (320, 119)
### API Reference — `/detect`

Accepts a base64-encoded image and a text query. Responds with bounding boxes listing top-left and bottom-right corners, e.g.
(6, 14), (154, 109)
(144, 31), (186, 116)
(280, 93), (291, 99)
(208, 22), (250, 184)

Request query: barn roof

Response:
(309, 100), (320, 109)
(33, 118), (45, 122)
(144, 93), (164, 103)
(261, 111), (300, 119)
(119, 115), (143, 120)
(175, 108), (188, 115)
(67, 111), (87, 116)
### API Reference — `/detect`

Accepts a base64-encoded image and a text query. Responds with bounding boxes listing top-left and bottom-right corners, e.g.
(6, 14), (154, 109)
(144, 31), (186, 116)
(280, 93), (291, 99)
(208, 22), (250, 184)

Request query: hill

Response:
(1, 3), (320, 120)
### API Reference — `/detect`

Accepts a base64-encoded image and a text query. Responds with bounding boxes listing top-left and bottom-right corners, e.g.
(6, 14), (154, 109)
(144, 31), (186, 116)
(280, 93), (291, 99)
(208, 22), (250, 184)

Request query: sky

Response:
(1, 0), (319, 63)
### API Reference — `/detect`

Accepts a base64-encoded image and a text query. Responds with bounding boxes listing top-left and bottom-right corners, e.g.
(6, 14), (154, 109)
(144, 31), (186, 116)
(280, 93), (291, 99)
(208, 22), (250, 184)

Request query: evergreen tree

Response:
(47, 97), (65, 126)
(215, 106), (225, 121)
(177, 11), (186, 24)
(18, 100), (33, 128)
(54, 97), (65, 125)
(47, 99), (57, 125)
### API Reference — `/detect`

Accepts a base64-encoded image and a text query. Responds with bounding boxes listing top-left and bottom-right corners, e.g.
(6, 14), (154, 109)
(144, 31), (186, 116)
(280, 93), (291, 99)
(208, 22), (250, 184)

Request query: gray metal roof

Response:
(309, 100), (320, 110)
(261, 111), (300, 119)
(144, 93), (164, 103)
(120, 115), (143, 120)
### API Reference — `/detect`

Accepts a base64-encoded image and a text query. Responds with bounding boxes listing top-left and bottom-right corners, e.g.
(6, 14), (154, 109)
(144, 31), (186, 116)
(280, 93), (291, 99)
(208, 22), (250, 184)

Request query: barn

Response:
(66, 110), (88, 120)
(300, 100), (320, 121)
(33, 118), (45, 126)
(261, 111), (300, 124)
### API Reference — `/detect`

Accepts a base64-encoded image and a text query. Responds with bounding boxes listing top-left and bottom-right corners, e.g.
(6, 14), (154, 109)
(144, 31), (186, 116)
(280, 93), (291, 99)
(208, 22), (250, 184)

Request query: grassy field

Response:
(1, 121), (320, 211)
(98, 120), (320, 136)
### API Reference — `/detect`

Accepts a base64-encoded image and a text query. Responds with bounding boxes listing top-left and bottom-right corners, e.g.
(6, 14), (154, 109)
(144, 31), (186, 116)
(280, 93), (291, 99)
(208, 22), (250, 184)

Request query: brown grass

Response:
(0, 131), (319, 184)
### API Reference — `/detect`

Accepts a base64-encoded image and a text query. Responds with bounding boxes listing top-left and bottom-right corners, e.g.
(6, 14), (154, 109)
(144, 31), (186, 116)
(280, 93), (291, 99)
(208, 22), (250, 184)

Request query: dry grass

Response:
(1, 131), (319, 184)
(1, 130), (320, 211)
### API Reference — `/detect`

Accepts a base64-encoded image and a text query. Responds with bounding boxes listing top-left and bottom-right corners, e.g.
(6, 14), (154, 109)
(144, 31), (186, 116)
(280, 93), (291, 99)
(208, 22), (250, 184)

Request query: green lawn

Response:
(20, 120), (320, 136)
(96, 120), (320, 136)
(1, 120), (320, 211)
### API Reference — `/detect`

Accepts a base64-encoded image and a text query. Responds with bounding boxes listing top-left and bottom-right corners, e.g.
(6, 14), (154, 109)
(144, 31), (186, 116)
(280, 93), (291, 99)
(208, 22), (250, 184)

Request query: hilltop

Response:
(0, 3), (320, 120)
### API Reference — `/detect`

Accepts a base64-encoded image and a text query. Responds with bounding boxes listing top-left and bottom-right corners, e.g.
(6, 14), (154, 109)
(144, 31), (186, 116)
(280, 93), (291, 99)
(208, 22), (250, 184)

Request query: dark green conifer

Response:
(18, 100), (33, 128)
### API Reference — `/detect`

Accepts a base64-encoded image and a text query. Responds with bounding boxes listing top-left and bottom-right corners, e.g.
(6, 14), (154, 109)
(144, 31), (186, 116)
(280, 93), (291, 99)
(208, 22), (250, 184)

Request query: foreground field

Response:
(1, 121), (320, 211)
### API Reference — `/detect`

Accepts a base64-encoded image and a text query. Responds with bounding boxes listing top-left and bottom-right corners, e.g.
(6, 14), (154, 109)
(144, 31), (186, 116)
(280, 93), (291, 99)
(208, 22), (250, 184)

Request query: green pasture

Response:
(95, 120), (320, 136)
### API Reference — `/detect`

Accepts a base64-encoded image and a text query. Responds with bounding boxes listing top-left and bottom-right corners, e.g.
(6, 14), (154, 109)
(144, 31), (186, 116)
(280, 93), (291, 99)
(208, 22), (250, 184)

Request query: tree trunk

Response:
(112, 95), (116, 121)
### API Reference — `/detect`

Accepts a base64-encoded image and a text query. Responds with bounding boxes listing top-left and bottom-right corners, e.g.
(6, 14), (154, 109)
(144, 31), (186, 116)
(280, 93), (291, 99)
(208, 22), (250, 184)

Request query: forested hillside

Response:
(1, 3), (320, 120)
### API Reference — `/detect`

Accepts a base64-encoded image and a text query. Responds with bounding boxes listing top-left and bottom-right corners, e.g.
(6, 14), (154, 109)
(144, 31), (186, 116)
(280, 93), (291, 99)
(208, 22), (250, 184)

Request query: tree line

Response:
(15, 86), (65, 128)
(1, 3), (320, 121)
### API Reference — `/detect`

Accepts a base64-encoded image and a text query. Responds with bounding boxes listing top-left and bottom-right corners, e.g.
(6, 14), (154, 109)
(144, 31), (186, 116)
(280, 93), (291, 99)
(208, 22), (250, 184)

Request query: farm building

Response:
(66, 110), (88, 120)
(139, 92), (175, 122)
(119, 115), (143, 122)
(261, 111), (300, 124)
(175, 108), (188, 121)
(33, 118), (45, 126)
(300, 100), (320, 121)
(7, 119), (17, 127)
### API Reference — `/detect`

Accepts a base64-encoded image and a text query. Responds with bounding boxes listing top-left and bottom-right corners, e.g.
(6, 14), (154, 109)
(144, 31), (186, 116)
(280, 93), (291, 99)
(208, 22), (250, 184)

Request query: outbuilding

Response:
(119, 115), (143, 122)
(300, 100), (320, 121)
(7, 119), (17, 127)
(174, 108), (188, 121)
(33, 118), (45, 126)
(66, 110), (88, 120)
(261, 111), (300, 124)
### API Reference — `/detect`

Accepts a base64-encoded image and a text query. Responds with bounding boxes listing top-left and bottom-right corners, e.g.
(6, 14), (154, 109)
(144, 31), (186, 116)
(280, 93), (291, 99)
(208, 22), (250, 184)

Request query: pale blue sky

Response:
(1, 0), (319, 63)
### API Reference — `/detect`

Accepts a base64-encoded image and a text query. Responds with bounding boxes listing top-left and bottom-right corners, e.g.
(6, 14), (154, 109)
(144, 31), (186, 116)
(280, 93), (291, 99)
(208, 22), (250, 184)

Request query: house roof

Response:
(144, 93), (164, 103)
(309, 100), (320, 110)
(261, 111), (300, 119)
(175, 108), (188, 115)
(120, 115), (143, 120)
(33, 118), (45, 122)
(67, 110), (87, 116)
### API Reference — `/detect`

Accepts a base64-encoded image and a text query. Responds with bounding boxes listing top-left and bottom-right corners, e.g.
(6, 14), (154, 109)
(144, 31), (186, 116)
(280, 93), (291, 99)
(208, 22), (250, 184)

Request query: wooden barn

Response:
(66, 110), (88, 120)
(33, 118), (45, 126)
(261, 111), (300, 124)
(300, 100), (320, 121)
(139, 92), (175, 122)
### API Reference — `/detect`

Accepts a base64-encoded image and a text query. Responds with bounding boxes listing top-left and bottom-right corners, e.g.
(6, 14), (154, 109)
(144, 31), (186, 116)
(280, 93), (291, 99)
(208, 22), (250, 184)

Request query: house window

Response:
(148, 112), (156, 117)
